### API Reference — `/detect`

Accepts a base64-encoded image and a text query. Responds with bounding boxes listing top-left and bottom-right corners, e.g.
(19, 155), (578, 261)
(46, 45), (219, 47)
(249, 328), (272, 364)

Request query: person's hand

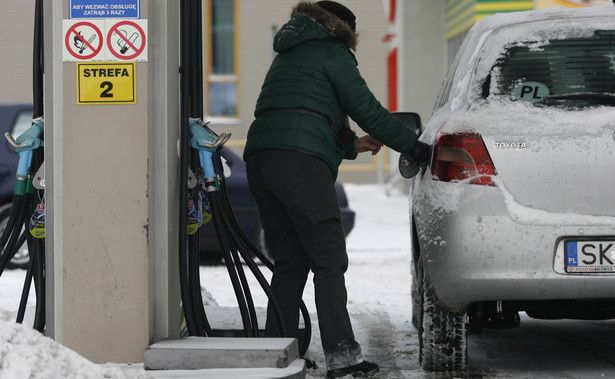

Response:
(409, 141), (431, 168)
(354, 135), (383, 155)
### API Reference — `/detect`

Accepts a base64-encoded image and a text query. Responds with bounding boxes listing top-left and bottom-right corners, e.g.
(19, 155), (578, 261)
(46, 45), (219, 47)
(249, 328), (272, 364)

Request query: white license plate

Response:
(565, 240), (615, 273)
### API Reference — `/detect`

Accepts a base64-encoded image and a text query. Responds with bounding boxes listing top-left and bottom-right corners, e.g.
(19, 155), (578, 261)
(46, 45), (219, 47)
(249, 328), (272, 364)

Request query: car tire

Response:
(418, 257), (467, 371)
(411, 224), (422, 329)
(0, 203), (30, 270)
(411, 254), (422, 329)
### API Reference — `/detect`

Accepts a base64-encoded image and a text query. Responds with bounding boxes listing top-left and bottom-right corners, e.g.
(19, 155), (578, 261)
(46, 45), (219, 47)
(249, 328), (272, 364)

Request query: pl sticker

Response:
(511, 82), (550, 103)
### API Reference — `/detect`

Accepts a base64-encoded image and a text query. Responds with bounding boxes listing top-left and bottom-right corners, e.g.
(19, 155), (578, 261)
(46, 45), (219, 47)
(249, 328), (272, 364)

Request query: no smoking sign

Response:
(107, 20), (146, 60)
(63, 19), (147, 62)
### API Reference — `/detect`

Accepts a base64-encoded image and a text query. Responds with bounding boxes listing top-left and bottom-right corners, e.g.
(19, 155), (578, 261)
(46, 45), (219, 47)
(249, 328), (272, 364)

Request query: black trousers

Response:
(246, 149), (363, 370)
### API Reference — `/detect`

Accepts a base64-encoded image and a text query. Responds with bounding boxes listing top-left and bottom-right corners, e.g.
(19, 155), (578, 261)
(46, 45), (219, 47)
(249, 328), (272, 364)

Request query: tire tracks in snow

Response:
(520, 320), (615, 367)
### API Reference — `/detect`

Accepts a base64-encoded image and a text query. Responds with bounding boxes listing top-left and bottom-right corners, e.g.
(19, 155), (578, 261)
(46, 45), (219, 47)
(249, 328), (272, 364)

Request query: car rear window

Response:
(490, 31), (615, 108)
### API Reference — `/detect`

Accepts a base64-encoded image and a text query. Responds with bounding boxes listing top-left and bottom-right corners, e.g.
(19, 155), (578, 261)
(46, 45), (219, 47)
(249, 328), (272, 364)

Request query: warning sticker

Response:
(64, 20), (105, 61)
(63, 19), (148, 62)
(107, 20), (147, 61)
(77, 62), (136, 104)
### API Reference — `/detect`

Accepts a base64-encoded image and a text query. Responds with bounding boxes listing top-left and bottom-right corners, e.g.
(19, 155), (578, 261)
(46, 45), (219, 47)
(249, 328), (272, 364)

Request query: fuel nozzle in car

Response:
(390, 112), (429, 179)
(399, 152), (420, 179)
(399, 142), (431, 179)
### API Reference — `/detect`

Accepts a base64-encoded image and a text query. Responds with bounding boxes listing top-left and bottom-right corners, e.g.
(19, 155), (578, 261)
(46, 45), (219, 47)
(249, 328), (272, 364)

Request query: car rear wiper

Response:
(542, 92), (615, 103)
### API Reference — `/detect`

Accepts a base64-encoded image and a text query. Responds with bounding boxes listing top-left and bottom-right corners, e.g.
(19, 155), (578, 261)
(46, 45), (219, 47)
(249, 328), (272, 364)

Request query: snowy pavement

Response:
(1, 184), (615, 378)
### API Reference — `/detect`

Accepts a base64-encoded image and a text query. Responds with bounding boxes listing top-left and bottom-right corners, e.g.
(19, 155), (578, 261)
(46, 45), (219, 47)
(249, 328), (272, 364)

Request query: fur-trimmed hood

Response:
(274, 1), (358, 52)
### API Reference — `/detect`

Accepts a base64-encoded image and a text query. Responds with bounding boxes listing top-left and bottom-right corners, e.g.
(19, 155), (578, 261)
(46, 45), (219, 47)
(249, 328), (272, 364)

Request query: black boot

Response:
(326, 360), (379, 378)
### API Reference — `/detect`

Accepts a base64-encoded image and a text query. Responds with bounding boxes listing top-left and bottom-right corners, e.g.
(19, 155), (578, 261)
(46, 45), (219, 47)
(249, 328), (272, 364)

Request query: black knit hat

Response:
(315, 1), (356, 31)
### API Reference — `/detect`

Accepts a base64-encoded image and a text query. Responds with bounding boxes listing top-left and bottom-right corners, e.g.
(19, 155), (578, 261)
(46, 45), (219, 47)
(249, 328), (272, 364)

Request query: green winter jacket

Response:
(243, 2), (418, 178)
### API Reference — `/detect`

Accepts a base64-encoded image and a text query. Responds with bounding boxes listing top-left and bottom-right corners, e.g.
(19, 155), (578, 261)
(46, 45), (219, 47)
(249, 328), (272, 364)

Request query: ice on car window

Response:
(489, 32), (615, 107)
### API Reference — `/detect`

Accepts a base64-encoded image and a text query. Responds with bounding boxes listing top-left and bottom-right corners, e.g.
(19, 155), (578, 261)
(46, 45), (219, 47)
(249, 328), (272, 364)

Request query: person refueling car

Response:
(243, 1), (430, 377)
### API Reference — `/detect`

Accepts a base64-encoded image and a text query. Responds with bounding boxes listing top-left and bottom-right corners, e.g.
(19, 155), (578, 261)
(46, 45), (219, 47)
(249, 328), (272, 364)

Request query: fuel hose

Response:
(0, 0), (46, 333)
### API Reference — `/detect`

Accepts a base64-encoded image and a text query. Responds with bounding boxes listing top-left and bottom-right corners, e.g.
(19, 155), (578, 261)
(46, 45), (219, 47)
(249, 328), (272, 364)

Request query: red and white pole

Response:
(383, 0), (398, 111)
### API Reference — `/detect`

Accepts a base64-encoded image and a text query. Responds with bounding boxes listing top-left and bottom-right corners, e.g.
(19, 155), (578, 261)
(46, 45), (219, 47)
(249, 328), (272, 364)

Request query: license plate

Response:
(565, 240), (615, 273)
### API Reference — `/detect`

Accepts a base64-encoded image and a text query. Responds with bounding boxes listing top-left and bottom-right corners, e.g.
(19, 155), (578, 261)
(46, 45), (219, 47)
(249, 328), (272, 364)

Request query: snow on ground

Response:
(2, 184), (614, 378)
(0, 310), (150, 379)
(0, 183), (414, 379)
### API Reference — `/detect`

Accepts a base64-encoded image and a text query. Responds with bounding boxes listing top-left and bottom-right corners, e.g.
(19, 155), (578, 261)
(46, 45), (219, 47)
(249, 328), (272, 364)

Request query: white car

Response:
(408, 5), (615, 371)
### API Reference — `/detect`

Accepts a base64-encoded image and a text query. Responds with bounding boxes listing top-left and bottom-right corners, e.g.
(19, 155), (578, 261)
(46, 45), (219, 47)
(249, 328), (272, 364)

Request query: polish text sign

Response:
(77, 62), (136, 104)
(70, 0), (140, 19)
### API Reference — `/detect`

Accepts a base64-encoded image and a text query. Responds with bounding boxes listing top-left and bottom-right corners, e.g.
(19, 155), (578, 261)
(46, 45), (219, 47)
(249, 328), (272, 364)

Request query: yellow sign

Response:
(76, 62), (136, 104)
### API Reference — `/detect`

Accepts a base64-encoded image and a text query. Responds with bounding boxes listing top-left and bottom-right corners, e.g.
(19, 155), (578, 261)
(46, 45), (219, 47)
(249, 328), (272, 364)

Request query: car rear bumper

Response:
(413, 179), (615, 311)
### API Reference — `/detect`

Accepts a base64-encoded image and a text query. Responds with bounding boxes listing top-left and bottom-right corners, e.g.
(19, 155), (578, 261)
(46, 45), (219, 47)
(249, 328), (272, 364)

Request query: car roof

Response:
(473, 4), (615, 35)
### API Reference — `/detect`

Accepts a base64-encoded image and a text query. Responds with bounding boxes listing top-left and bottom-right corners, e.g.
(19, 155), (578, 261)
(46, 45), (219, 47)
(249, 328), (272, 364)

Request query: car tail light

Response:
(431, 131), (497, 186)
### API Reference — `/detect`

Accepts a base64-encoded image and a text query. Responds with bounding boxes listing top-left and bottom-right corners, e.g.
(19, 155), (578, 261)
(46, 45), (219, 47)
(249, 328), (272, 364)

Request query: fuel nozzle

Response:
(188, 118), (231, 188)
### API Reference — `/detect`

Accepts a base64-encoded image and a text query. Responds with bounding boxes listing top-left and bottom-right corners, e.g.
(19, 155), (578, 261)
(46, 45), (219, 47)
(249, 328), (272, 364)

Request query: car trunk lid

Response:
(475, 104), (615, 217)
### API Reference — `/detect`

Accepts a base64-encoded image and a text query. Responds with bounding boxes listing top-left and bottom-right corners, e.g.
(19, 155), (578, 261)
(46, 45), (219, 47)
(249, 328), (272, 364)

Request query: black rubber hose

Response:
(228, 237), (259, 335)
(32, 236), (45, 332)
(185, 0), (212, 338)
(14, 0), (45, 330)
(190, 0), (203, 118)
(188, 206), (209, 337)
(0, 195), (28, 276)
(5, 231), (27, 269)
(192, 260), (214, 337)
(212, 183), (267, 336)
(32, 0), (43, 119)
(215, 175), (312, 355)
(178, 0), (198, 335)
(212, 180), (259, 335)
(210, 190), (254, 337)
(0, 195), (24, 254)
(220, 179), (273, 269)
(211, 154), (292, 337)
(16, 242), (34, 324)
(221, 188), (312, 356)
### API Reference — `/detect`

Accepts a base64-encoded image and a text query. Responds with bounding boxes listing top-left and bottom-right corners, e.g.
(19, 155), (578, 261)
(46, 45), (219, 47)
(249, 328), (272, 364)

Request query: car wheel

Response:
(0, 203), (30, 270)
(419, 258), (467, 371)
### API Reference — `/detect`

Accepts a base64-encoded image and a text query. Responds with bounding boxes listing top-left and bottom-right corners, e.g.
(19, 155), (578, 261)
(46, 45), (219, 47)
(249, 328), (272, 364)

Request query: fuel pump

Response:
(0, 0), (45, 332)
(0, 0), (313, 355)
(178, 0), (311, 355)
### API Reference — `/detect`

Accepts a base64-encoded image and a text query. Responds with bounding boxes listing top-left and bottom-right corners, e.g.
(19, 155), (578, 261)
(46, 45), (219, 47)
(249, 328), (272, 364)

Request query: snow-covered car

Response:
(409, 5), (615, 371)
